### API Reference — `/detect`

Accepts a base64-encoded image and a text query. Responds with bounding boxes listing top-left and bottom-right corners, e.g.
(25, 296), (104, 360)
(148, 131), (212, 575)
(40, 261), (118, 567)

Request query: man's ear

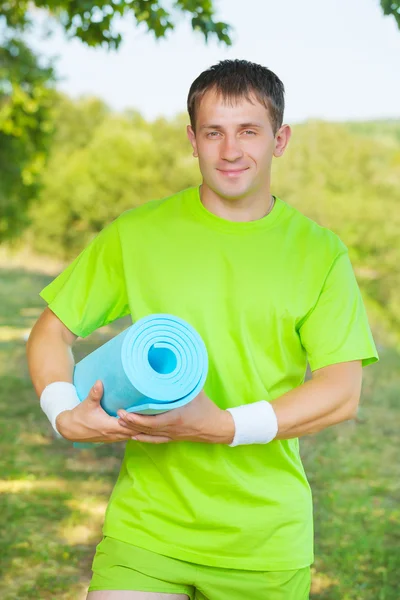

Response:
(273, 124), (292, 158)
(187, 125), (198, 158)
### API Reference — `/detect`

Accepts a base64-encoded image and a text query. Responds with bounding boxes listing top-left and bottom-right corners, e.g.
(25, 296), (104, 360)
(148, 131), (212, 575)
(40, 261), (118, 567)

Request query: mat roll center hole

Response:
(148, 345), (177, 375)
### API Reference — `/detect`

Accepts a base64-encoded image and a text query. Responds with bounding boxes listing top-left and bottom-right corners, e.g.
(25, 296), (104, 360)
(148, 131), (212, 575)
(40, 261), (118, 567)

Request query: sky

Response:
(29, 0), (400, 124)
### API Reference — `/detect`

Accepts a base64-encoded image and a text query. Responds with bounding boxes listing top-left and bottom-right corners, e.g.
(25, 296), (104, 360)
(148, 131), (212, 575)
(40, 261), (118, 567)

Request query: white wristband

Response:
(40, 382), (81, 435)
(226, 401), (278, 447)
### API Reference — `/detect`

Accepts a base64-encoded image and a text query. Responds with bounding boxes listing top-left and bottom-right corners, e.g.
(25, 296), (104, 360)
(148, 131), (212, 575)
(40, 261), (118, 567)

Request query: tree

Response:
(381, 0), (400, 30)
(27, 101), (200, 258)
(1, 1), (232, 49)
(0, 34), (55, 242)
(19, 98), (201, 258)
(0, 0), (231, 241)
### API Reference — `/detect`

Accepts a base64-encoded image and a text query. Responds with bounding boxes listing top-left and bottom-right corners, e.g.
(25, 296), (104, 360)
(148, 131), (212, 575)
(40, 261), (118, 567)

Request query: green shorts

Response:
(89, 537), (311, 600)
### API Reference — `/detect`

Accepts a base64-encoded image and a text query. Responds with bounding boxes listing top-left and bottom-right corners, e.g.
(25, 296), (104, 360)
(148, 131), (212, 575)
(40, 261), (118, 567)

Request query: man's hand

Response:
(55, 381), (132, 443)
(117, 391), (235, 445)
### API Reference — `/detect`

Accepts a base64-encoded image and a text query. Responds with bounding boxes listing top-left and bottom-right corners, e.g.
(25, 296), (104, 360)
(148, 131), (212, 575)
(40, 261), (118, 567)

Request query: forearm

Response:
(226, 361), (362, 446)
(26, 309), (76, 397)
(273, 363), (362, 440)
(26, 311), (130, 443)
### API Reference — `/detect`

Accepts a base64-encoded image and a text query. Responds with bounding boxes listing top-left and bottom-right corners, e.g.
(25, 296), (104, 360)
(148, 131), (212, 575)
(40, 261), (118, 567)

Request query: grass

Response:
(0, 265), (399, 599)
(303, 349), (400, 600)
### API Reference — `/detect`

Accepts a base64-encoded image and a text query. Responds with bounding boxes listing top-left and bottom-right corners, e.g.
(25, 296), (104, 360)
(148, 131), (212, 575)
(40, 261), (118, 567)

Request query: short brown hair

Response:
(187, 59), (285, 135)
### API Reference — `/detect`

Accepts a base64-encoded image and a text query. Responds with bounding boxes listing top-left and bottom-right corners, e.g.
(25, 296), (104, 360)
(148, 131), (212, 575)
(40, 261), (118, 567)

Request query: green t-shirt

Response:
(40, 186), (378, 570)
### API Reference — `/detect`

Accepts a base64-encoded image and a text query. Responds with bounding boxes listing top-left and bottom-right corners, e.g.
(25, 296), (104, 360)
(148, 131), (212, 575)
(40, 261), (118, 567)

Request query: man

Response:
(27, 59), (378, 600)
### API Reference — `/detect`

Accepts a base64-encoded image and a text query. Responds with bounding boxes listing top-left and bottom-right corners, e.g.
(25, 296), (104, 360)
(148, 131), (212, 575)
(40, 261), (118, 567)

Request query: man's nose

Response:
(220, 135), (244, 161)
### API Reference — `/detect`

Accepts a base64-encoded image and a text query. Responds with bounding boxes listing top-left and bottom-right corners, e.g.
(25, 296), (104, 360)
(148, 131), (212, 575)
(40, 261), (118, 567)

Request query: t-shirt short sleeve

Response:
(298, 251), (379, 371)
(39, 219), (130, 337)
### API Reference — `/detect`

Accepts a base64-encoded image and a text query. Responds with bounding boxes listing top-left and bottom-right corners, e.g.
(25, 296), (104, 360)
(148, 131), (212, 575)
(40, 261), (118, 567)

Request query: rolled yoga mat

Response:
(73, 314), (208, 416)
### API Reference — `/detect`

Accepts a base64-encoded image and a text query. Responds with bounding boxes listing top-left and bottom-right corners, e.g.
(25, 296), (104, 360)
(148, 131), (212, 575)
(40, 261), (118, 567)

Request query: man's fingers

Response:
(117, 418), (166, 435)
(84, 379), (104, 405)
(117, 410), (170, 430)
(117, 411), (154, 426)
(118, 419), (169, 437)
(118, 419), (136, 429)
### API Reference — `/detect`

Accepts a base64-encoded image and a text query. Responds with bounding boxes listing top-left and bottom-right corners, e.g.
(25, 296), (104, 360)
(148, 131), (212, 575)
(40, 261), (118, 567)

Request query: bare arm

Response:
(27, 307), (77, 396)
(115, 361), (363, 444)
(273, 360), (362, 439)
(27, 308), (131, 443)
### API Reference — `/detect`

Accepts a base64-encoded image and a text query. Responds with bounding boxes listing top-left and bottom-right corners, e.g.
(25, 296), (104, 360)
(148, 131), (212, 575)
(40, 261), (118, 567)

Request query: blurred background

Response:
(1, 0), (399, 598)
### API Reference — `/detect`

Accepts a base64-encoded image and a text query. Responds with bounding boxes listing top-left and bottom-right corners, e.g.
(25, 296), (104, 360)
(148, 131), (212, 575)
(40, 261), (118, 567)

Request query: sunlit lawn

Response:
(0, 265), (399, 599)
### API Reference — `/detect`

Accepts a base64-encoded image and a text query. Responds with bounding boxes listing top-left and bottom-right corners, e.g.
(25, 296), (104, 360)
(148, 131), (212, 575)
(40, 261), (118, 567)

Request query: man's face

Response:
(187, 89), (289, 201)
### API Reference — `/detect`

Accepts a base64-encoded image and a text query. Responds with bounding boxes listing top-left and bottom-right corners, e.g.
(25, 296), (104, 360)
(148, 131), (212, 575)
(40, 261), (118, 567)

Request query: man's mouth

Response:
(217, 168), (249, 177)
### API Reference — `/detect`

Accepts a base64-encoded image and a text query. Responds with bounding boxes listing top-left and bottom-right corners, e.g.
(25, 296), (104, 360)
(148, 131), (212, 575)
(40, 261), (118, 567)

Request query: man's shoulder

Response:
(282, 199), (347, 256)
(115, 187), (193, 229)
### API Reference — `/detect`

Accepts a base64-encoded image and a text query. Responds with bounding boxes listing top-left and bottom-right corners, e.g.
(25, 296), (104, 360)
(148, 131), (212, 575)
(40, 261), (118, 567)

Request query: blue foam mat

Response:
(73, 313), (208, 420)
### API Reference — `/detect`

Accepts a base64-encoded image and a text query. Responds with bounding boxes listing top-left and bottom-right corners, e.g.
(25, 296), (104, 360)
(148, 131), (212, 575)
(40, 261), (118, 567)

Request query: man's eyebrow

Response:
(239, 122), (264, 129)
(200, 122), (264, 130)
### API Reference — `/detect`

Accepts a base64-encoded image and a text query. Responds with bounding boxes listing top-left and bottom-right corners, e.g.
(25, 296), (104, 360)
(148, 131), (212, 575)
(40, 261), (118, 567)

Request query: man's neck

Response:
(199, 183), (274, 223)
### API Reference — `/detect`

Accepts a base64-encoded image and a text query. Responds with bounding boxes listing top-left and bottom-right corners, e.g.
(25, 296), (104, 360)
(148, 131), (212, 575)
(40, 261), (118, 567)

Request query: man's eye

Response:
(207, 131), (221, 138)
(243, 130), (256, 135)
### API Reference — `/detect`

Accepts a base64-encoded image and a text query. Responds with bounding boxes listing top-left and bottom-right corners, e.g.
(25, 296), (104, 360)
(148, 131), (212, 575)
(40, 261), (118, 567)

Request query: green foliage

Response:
(0, 0), (231, 243)
(50, 93), (110, 153)
(1, 0), (232, 49)
(27, 101), (200, 257)
(0, 34), (55, 242)
(346, 119), (400, 145)
(380, 0), (400, 29)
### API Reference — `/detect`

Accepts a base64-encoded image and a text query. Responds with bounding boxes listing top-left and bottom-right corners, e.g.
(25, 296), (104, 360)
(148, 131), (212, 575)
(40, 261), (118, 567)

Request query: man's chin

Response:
(201, 175), (256, 201)
(212, 182), (252, 201)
